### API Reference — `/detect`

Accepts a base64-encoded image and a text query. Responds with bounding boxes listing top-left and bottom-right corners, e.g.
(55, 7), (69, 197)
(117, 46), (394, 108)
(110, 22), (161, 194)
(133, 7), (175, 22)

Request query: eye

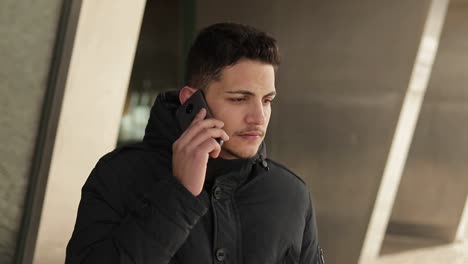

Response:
(229, 97), (247, 103)
(263, 98), (274, 104)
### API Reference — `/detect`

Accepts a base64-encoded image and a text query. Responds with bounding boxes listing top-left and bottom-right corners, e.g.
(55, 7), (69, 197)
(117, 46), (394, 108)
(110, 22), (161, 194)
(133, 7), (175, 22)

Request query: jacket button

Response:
(215, 248), (226, 261)
(213, 186), (222, 200)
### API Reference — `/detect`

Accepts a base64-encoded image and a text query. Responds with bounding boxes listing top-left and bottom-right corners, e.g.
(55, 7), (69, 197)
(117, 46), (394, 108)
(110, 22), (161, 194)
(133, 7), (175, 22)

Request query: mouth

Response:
(238, 131), (264, 141)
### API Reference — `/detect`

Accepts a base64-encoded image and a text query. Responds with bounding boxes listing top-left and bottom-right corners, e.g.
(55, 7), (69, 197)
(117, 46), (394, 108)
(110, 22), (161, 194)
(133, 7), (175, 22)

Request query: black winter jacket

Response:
(66, 91), (324, 264)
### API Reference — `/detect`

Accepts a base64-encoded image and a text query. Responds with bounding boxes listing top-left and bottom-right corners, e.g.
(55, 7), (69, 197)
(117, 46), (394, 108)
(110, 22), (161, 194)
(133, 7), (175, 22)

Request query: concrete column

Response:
(456, 196), (468, 242)
(32, 1), (146, 263)
(360, 0), (449, 262)
(387, 0), (468, 245)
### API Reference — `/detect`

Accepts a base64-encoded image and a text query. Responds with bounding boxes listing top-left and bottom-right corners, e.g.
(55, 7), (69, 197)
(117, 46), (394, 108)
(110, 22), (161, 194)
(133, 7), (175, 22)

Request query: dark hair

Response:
(184, 22), (280, 90)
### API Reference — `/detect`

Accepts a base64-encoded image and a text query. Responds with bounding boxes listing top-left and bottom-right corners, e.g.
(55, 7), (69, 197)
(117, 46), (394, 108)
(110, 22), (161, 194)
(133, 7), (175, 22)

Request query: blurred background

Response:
(0, 0), (467, 263)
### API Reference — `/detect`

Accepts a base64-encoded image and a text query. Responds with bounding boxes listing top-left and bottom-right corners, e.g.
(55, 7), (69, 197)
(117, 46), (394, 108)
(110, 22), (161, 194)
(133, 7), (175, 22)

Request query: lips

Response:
(240, 135), (260, 141)
(238, 131), (263, 141)
(240, 130), (263, 136)
(240, 132), (262, 137)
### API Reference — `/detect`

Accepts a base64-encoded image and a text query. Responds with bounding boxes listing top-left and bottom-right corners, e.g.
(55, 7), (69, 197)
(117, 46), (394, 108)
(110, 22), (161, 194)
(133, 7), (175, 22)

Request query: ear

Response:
(179, 86), (197, 104)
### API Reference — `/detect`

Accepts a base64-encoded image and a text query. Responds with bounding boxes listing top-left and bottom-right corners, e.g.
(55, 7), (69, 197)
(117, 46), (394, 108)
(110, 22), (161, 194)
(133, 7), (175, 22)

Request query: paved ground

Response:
(375, 234), (468, 264)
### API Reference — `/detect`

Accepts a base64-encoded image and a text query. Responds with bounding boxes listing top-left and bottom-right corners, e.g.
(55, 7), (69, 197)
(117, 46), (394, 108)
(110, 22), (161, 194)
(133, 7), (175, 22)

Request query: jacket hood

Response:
(143, 90), (183, 147)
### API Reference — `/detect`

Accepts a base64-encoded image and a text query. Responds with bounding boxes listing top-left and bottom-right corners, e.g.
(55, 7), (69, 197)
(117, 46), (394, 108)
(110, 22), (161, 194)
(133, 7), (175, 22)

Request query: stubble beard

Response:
(219, 141), (260, 160)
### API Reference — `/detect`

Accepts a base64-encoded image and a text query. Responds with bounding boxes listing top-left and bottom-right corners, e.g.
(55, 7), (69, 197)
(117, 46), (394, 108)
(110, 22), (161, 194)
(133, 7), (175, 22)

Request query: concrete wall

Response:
(0, 1), (62, 262)
(197, 1), (430, 263)
(389, 1), (468, 242)
(32, 1), (146, 263)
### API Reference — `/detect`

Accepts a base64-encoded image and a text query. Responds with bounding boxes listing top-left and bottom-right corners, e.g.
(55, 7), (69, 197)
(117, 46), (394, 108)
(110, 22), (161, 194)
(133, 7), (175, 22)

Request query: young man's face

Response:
(204, 59), (276, 159)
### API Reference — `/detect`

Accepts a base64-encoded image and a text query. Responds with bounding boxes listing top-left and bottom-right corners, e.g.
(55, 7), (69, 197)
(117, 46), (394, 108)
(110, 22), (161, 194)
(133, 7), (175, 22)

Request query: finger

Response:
(209, 143), (222, 159)
(179, 108), (207, 139)
(196, 138), (221, 158)
(189, 114), (224, 130)
(179, 108), (207, 138)
(188, 128), (229, 150)
(178, 118), (225, 146)
(193, 108), (207, 123)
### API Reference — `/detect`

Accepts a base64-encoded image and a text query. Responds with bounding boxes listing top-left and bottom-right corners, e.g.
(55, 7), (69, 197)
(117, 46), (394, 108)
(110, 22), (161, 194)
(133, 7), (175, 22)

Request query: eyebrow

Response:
(225, 90), (277, 97)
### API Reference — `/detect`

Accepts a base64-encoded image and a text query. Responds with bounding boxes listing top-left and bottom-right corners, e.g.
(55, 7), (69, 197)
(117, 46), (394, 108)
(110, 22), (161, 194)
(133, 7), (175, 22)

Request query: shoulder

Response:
(267, 159), (306, 184)
(266, 159), (309, 196)
(265, 159), (313, 213)
(83, 142), (172, 198)
(90, 142), (171, 185)
(98, 142), (168, 169)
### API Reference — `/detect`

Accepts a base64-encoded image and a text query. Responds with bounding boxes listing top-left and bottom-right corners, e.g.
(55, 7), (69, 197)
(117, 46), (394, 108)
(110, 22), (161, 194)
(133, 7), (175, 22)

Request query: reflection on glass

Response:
(119, 88), (158, 145)
(117, 0), (188, 146)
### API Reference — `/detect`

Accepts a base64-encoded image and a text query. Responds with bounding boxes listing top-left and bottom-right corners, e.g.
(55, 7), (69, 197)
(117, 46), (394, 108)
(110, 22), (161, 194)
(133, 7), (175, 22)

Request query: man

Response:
(66, 22), (324, 264)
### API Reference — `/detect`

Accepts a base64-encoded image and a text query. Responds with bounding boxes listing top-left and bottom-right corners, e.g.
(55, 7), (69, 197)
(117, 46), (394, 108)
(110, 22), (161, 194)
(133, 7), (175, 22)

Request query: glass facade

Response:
(118, 0), (190, 145)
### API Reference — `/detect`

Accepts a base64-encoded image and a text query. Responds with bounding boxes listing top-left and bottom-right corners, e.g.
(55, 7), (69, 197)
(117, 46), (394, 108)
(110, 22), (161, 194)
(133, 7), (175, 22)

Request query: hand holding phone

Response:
(176, 90), (224, 145)
(172, 90), (229, 196)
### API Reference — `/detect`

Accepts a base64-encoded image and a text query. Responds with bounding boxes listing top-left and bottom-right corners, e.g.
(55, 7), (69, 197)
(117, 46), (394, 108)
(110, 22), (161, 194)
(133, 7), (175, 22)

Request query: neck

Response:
(219, 148), (244, 160)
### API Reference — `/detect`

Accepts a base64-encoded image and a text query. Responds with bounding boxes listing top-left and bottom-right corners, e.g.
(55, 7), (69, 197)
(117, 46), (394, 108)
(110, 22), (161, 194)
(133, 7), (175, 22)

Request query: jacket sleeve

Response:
(299, 194), (325, 264)
(66, 158), (208, 264)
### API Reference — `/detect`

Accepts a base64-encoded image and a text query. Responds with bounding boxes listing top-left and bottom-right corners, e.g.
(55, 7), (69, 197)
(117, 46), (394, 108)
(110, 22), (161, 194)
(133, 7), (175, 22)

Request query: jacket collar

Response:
(204, 142), (268, 189)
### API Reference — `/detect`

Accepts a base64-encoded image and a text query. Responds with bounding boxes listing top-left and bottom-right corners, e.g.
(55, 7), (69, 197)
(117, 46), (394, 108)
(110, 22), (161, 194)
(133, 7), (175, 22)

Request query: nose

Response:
(246, 100), (267, 125)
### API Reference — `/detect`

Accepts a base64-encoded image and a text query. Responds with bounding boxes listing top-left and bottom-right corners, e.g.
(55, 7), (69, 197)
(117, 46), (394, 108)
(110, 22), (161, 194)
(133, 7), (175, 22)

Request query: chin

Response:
(223, 144), (260, 159)
(237, 151), (258, 159)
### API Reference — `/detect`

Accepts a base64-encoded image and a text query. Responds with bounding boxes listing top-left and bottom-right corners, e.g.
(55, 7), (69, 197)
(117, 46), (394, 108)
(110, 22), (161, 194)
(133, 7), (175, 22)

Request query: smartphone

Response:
(176, 89), (223, 145)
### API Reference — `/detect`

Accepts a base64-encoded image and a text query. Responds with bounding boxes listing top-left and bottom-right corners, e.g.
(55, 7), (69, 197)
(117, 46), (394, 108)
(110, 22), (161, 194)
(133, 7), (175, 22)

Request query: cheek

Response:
(213, 107), (242, 131)
(222, 112), (243, 133)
